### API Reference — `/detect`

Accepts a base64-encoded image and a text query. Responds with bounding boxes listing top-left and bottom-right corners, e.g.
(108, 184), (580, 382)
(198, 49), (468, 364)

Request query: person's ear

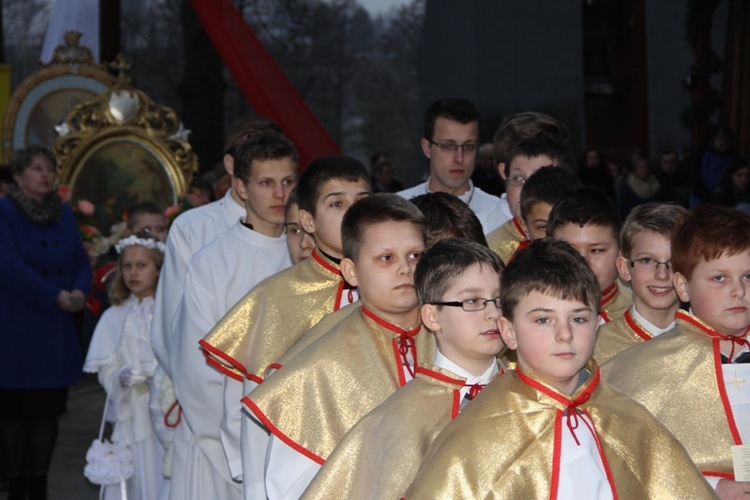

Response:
(421, 304), (440, 332)
(420, 138), (432, 160)
(615, 254), (632, 282)
(498, 317), (517, 350)
(674, 272), (690, 303)
(223, 154), (235, 177)
(340, 258), (358, 287)
(233, 177), (248, 202)
(498, 163), (507, 181)
(299, 209), (316, 234)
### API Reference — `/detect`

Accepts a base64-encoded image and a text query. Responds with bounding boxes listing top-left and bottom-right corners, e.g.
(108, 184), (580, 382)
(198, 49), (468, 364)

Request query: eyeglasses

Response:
(428, 140), (479, 154)
(506, 175), (527, 187)
(629, 258), (673, 273)
(432, 297), (502, 312)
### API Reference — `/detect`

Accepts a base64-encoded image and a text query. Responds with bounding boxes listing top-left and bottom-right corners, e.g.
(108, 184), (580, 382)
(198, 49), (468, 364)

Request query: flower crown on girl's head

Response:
(114, 235), (167, 254)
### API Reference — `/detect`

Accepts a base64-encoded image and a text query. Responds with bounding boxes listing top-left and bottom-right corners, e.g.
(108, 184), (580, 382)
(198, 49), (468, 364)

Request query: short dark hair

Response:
(506, 136), (574, 177)
(546, 187), (622, 240)
(9, 145), (56, 176)
(619, 203), (688, 257)
(341, 193), (425, 261)
(423, 98), (480, 141)
(520, 166), (582, 220)
(672, 205), (750, 281)
(492, 112), (568, 168)
(501, 238), (600, 321)
(126, 202), (164, 230)
(224, 117), (284, 158)
(415, 238), (503, 307)
(409, 192), (487, 247)
(233, 131), (298, 183)
(297, 156), (371, 216)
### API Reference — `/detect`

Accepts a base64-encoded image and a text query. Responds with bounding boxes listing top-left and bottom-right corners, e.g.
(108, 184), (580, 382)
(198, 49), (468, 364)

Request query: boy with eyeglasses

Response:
(477, 111), (570, 233)
(397, 98), (500, 227)
(487, 145), (579, 264)
(300, 238), (505, 499)
(603, 205), (750, 498)
(242, 194), (435, 499)
(594, 203), (687, 363)
(547, 187), (632, 323)
(404, 238), (713, 499)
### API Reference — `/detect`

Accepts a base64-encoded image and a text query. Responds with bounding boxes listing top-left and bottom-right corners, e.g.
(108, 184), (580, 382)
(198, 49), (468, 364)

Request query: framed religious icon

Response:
(2, 31), (115, 161)
(54, 57), (198, 233)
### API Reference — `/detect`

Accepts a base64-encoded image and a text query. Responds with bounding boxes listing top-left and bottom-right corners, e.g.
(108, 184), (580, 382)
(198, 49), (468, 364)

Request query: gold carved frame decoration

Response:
(53, 56), (198, 232)
(2, 31), (115, 161)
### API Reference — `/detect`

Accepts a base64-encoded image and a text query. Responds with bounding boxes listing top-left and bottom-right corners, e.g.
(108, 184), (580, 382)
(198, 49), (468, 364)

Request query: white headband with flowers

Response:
(115, 235), (167, 254)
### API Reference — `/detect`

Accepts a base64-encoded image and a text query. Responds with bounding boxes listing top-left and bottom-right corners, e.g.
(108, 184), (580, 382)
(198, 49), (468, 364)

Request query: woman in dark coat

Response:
(0, 145), (91, 499)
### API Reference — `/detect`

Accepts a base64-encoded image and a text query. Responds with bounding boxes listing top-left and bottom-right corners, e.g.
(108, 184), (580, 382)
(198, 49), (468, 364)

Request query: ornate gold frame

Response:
(2, 31), (115, 161)
(53, 57), (198, 230)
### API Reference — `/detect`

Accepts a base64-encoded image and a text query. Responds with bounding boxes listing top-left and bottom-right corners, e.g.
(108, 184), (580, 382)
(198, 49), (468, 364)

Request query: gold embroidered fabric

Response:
(201, 250), (344, 381)
(486, 217), (526, 264)
(265, 302), (362, 378)
(603, 311), (739, 476)
(244, 308), (436, 464)
(601, 284), (632, 321)
(301, 364), (480, 499)
(405, 361), (715, 499)
(594, 309), (653, 364)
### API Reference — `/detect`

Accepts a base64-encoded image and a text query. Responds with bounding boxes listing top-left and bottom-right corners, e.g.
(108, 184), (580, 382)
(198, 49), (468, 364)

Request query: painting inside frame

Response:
(70, 138), (176, 233)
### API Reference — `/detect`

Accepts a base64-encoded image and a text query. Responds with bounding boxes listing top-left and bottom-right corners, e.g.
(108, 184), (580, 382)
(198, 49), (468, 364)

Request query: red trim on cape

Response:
(600, 311), (611, 324)
(623, 309), (654, 342)
(362, 305), (422, 386)
(516, 365), (600, 409)
(713, 338), (743, 445)
(199, 339), (248, 379)
(242, 396), (325, 465)
(550, 409), (563, 500)
(267, 362), (282, 372)
(311, 248), (341, 276)
(246, 373), (264, 385)
(334, 279), (345, 311)
(205, 354), (244, 382)
(512, 217), (529, 240)
(702, 471), (734, 479)
(415, 366), (465, 386)
(451, 390), (461, 419)
(600, 282), (617, 308)
(582, 406), (618, 499)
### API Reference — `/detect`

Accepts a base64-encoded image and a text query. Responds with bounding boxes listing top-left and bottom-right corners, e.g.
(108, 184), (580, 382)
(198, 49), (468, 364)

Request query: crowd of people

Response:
(0, 96), (749, 500)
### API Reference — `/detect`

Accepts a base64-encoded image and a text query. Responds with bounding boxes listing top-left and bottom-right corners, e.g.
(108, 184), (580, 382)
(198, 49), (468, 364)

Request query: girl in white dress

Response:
(85, 232), (166, 500)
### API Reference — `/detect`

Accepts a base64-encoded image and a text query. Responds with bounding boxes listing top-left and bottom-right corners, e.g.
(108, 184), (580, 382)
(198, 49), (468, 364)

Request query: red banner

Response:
(190, 0), (340, 169)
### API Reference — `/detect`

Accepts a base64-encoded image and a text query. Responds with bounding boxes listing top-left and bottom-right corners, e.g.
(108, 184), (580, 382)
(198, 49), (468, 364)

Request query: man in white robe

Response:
(169, 132), (298, 500)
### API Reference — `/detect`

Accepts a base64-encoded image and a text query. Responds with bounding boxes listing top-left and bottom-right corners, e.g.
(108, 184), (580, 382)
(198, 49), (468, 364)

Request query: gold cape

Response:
(243, 305), (437, 464)
(200, 249), (350, 383)
(405, 361), (715, 499)
(264, 302), (362, 377)
(486, 217), (528, 264)
(600, 281), (632, 323)
(594, 308), (656, 364)
(301, 363), (502, 499)
(603, 310), (747, 478)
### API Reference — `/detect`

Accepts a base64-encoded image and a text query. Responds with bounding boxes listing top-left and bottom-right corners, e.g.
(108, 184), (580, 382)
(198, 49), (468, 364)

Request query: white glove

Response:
(119, 367), (146, 387)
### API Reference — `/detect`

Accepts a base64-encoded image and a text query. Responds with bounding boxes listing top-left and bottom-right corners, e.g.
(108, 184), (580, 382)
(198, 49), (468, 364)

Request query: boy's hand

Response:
(716, 479), (750, 499)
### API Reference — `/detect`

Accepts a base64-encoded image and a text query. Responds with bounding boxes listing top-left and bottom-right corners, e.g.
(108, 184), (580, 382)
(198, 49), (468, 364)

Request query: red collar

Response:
(623, 309), (655, 341)
(311, 248), (342, 276)
(362, 305), (421, 337)
(512, 217), (529, 241)
(516, 363), (600, 409)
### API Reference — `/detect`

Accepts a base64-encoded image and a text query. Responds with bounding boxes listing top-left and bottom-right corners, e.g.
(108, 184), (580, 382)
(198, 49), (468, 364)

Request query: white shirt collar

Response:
(631, 305), (676, 337)
(423, 177), (475, 206)
(433, 349), (498, 385)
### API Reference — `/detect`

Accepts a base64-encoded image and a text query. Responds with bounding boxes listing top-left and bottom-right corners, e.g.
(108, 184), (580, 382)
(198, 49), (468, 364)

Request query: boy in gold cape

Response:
(547, 187), (632, 323)
(594, 203), (687, 363)
(486, 137), (574, 263)
(405, 238), (714, 499)
(603, 205), (750, 498)
(243, 194), (436, 499)
(302, 238), (505, 499)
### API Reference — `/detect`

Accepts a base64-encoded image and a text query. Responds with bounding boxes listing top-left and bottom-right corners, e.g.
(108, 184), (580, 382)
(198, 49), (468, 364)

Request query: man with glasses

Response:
(398, 98), (500, 230)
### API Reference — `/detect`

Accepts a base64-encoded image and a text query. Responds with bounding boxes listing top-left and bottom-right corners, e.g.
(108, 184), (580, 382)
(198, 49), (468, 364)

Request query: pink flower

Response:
(58, 185), (71, 203)
(78, 199), (95, 216)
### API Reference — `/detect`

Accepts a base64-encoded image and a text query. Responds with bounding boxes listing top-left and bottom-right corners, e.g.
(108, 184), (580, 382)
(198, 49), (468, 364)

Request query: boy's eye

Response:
(639, 257), (655, 265)
(379, 254), (393, 262)
(571, 316), (588, 324)
(260, 180), (271, 187)
(283, 178), (295, 186)
(408, 252), (422, 261)
(288, 227), (301, 235)
(744, 273), (750, 281)
(591, 248), (605, 254)
(712, 275), (726, 282)
(330, 201), (343, 208)
(534, 316), (550, 325)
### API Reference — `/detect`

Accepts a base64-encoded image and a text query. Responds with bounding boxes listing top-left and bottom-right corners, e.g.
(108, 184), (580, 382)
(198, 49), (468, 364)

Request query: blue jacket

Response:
(0, 197), (92, 388)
